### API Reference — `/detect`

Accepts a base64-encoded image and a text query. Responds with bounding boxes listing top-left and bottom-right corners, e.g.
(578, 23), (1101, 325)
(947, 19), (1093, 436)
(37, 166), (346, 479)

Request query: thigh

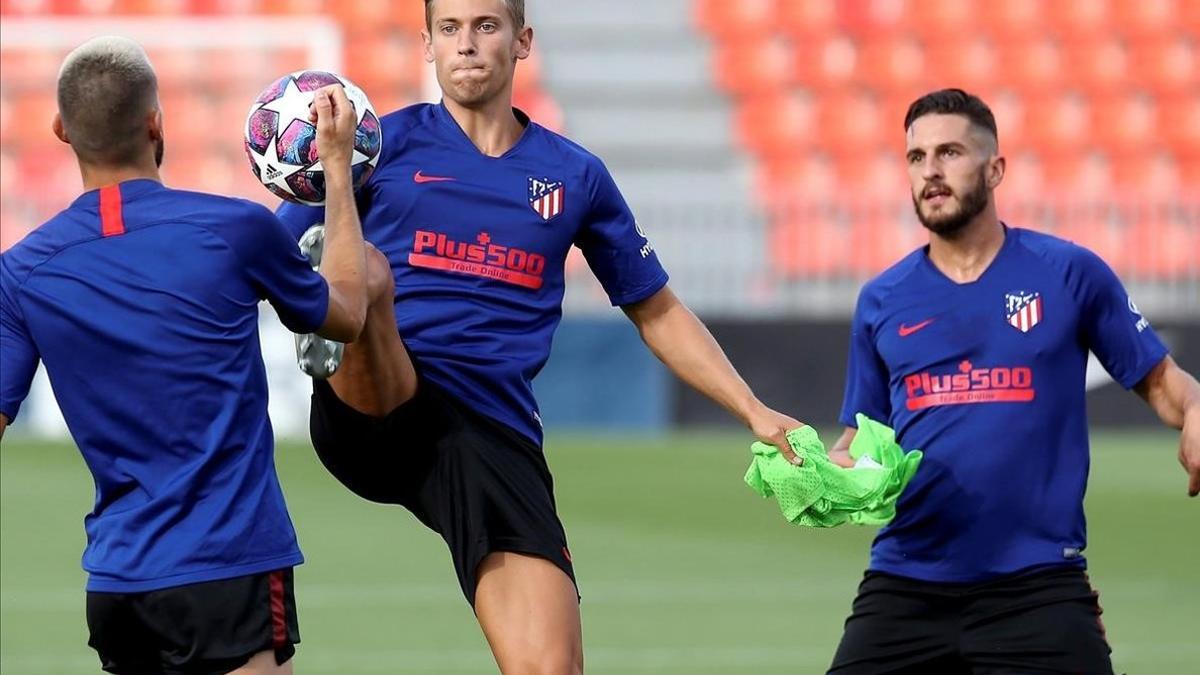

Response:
(474, 552), (583, 675)
(829, 573), (967, 675)
(418, 407), (576, 606)
(308, 377), (447, 505)
(962, 570), (1112, 674)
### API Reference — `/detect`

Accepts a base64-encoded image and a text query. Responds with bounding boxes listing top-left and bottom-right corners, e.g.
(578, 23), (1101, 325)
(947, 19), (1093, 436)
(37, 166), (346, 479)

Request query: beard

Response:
(912, 166), (989, 237)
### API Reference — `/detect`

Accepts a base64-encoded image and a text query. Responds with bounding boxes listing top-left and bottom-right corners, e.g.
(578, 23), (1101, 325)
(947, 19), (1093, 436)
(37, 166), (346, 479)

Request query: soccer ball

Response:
(244, 70), (382, 206)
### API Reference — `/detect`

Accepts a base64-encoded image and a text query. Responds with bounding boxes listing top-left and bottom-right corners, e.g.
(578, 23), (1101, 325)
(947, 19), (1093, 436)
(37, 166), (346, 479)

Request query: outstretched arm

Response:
(623, 286), (804, 465)
(1134, 356), (1200, 496)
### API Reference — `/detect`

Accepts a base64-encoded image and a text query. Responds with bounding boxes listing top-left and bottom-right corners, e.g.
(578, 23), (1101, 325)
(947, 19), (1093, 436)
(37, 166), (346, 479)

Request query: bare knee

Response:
(228, 649), (292, 675)
(502, 650), (583, 675)
(365, 244), (393, 304)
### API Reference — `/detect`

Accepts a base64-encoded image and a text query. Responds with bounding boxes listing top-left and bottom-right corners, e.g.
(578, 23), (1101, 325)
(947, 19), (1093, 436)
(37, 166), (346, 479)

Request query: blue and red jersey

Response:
(841, 226), (1168, 582)
(1, 179), (326, 592)
(277, 103), (669, 444)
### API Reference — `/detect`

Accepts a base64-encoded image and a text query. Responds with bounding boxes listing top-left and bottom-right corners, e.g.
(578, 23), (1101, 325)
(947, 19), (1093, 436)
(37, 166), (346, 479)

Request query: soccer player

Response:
(275, 0), (807, 672)
(826, 88), (1200, 674)
(0, 37), (373, 674)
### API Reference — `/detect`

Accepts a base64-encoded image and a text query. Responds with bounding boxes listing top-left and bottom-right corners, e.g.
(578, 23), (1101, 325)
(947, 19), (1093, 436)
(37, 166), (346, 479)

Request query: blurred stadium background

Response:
(1, 1), (1197, 673)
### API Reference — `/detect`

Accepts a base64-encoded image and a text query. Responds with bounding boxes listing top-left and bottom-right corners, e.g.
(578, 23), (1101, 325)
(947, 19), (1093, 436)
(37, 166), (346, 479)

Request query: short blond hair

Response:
(424, 0), (525, 30)
(57, 36), (158, 164)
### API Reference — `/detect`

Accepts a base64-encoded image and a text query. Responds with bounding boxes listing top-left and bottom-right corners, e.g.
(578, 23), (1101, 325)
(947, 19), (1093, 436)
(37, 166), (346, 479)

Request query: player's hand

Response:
(748, 405), (805, 466)
(827, 447), (856, 469)
(1180, 405), (1200, 497)
(310, 84), (356, 173)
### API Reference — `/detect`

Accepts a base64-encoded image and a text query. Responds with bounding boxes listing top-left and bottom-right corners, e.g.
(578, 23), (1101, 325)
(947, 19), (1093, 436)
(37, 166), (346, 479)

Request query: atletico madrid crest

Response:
(1005, 291), (1043, 333)
(528, 177), (565, 221)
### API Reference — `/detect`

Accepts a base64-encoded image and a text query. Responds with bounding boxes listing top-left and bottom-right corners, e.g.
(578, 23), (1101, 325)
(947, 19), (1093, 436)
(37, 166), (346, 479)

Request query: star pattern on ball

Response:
(260, 76), (317, 137)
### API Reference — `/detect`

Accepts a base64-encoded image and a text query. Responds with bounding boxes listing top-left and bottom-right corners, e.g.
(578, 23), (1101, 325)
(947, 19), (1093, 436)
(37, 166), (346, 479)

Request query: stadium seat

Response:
(713, 38), (795, 96)
(694, 0), (774, 42)
(393, 0), (425, 31)
(757, 153), (839, 206)
(260, 0), (324, 13)
(856, 36), (926, 92)
(924, 38), (1000, 94)
(1042, 153), (1114, 200)
(736, 91), (820, 160)
(817, 89), (887, 152)
(0, 95), (12, 146)
(9, 92), (58, 149)
(792, 35), (859, 89)
(1109, 152), (1182, 200)
(1129, 36), (1198, 96)
(977, 0), (1043, 41)
(907, 0), (981, 40)
(514, 90), (564, 133)
(1065, 38), (1131, 97)
(346, 33), (424, 94)
(779, 0), (838, 40)
(1022, 92), (1094, 156)
(1092, 92), (1162, 154)
(1055, 216), (1130, 274)
(1047, 0), (1115, 36)
(1159, 93), (1200, 150)
(997, 38), (1066, 94)
(1113, 0), (1178, 39)
(769, 215), (851, 278)
(849, 214), (926, 275)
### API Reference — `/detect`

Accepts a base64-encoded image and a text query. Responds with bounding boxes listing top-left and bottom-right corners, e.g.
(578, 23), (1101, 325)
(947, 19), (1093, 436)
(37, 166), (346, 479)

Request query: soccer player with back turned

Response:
(0, 37), (377, 674)
(826, 88), (1200, 675)
(275, 1), (813, 673)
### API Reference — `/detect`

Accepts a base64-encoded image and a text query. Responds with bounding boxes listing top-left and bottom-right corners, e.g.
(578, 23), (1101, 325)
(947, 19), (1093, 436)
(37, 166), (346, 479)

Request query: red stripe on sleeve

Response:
(99, 185), (125, 237)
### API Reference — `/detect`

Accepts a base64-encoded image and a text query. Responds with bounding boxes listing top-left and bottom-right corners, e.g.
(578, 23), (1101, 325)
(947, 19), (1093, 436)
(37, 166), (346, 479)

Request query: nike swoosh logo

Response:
(898, 319), (935, 337)
(413, 171), (456, 184)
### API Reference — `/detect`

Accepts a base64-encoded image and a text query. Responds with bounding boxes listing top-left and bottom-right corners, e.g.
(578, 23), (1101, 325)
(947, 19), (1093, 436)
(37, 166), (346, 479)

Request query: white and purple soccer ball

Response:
(244, 70), (381, 206)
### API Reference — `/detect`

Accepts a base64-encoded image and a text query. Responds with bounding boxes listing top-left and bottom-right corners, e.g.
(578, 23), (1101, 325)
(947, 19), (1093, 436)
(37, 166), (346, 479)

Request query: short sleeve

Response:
(275, 180), (375, 243)
(227, 204), (329, 334)
(1076, 248), (1168, 389)
(0, 256), (40, 423)
(275, 200), (326, 243)
(574, 160), (669, 307)
(838, 288), (892, 427)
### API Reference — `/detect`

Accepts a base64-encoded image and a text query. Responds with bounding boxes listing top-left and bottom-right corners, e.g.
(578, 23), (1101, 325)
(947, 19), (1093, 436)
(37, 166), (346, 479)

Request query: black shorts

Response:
(829, 566), (1114, 674)
(309, 377), (575, 606)
(86, 569), (299, 675)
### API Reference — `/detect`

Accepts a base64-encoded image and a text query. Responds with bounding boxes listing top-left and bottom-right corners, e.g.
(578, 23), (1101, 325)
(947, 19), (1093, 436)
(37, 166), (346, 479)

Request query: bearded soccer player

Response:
(0, 37), (374, 674)
(826, 88), (1200, 674)
(274, 0), (808, 672)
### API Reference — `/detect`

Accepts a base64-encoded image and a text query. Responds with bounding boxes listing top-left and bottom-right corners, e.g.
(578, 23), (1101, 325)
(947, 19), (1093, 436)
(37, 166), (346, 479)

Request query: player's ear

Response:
(422, 29), (435, 63)
(987, 154), (1006, 190)
(52, 112), (69, 145)
(514, 25), (533, 61)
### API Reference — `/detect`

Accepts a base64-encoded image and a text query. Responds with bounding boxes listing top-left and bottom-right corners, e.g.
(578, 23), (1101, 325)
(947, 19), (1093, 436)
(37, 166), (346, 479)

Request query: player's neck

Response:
(926, 208), (1005, 284)
(443, 93), (525, 158)
(78, 161), (162, 193)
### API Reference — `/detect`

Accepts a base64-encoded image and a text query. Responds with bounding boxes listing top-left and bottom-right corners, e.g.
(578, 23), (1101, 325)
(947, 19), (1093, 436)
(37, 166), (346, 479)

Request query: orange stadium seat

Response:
(924, 38), (1000, 94)
(849, 215), (926, 275)
(792, 35), (859, 89)
(906, 0), (981, 40)
(9, 92), (58, 149)
(346, 33), (424, 95)
(1022, 92), (1094, 156)
(997, 38), (1066, 94)
(1042, 153), (1114, 200)
(1110, 152), (1184, 201)
(0, 0), (53, 14)
(758, 153), (839, 206)
(694, 0), (774, 41)
(1065, 38), (1131, 97)
(713, 38), (794, 96)
(779, 0), (839, 40)
(856, 36), (926, 92)
(977, 0), (1045, 41)
(1127, 217), (1198, 278)
(1091, 92), (1162, 154)
(817, 89), (887, 152)
(1047, 0), (1115, 36)
(1130, 36), (1199, 96)
(1112, 0), (1178, 39)
(260, 0), (325, 13)
(1056, 217), (1130, 273)
(736, 91), (820, 159)
(1159, 92), (1200, 150)
(393, 0), (426, 31)
(0, 95), (12, 146)
(514, 90), (564, 133)
(770, 216), (851, 277)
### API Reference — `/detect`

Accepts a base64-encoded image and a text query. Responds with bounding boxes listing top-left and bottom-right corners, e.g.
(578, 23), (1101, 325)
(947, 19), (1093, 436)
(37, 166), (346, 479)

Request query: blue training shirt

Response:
(840, 226), (1168, 583)
(0, 179), (327, 592)
(277, 103), (669, 444)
